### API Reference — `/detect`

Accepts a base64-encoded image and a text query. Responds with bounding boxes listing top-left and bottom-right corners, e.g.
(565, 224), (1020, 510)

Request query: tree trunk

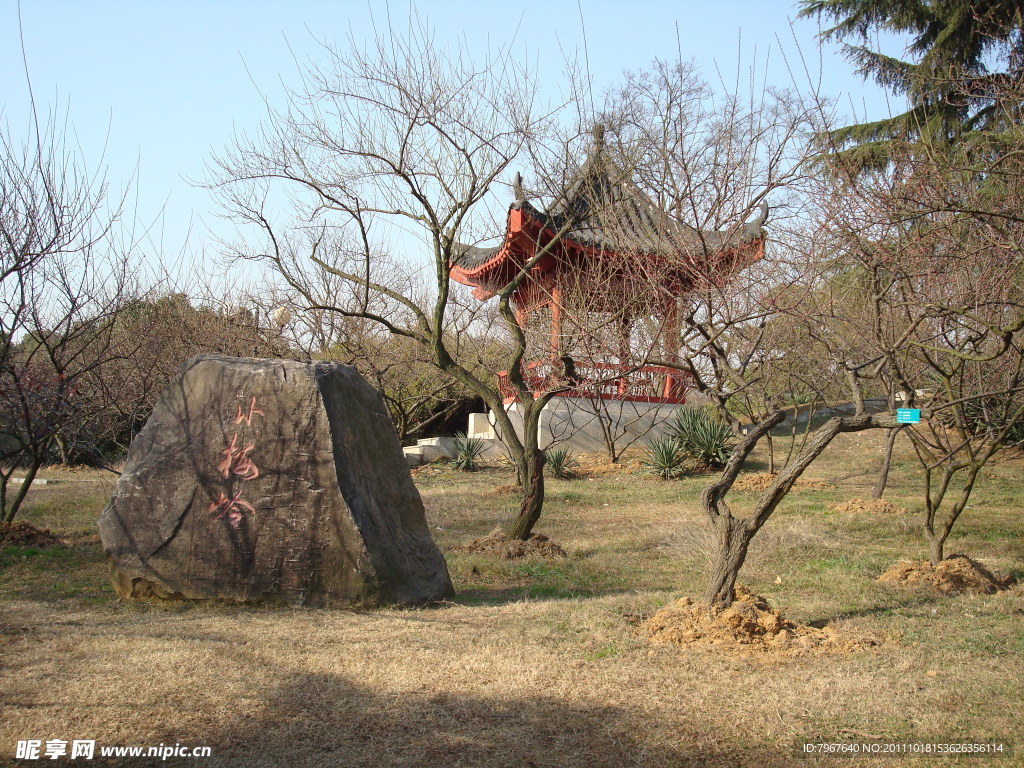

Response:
(699, 411), (899, 609)
(55, 434), (71, 466)
(505, 449), (545, 540)
(926, 466), (979, 565)
(1, 458), (42, 524)
(697, 412), (788, 609)
(704, 516), (754, 609)
(872, 428), (898, 499)
(600, 412), (618, 465)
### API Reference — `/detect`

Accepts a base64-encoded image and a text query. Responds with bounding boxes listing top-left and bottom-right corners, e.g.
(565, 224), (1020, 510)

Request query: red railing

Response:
(497, 360), (689, 404)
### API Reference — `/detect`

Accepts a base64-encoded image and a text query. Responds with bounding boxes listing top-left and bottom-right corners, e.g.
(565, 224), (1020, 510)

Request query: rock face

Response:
(98, 354), (454, 606)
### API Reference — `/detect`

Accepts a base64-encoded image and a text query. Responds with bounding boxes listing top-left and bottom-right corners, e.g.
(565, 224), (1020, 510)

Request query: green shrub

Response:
(641, 436), (688, 479)
(544, 447), (578, 479)
(452, 432), (486, 471)
(667, 405), (735, 468)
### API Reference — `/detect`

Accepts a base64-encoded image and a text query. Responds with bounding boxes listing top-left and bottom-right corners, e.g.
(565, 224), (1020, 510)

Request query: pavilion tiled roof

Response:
(454, 129), (768, 271)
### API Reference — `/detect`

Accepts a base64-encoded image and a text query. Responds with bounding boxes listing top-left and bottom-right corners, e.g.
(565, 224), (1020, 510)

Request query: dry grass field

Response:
(1, 432), (1022, 767)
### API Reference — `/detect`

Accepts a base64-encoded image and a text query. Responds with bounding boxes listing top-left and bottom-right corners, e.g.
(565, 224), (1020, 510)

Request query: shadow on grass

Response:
(736, 457), (770, 473)
(0, 536), (110, 603)
(1003, 566), (1024, 582)
(449, 584), (678, 607)
(804, 593), (944, 628)
(183, 669), (779, 768)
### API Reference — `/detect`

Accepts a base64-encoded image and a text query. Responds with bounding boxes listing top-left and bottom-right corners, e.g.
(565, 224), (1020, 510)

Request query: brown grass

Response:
(1, 436), (1022, 767)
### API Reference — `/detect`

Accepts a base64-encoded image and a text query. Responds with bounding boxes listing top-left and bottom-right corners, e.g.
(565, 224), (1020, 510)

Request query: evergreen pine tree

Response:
(799, 0), (1024, 169)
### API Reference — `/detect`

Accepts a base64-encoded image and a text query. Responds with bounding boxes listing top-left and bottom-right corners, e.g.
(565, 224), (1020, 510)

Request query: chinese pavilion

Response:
(451, 125), (767, 417)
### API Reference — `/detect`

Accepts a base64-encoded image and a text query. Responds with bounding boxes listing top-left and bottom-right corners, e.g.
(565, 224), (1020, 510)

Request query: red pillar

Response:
(662, 298), (681, 400)
(617, 312), (631, 395)
(548, 282), (562, 359)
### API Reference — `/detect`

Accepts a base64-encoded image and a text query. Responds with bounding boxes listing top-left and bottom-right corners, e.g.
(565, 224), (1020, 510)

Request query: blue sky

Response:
(2, 1), (898, 280)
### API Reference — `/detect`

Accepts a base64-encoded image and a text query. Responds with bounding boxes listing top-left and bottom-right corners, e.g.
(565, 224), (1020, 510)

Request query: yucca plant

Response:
(667, 405), (735, 468)
(641, 436), (688, 479)
(544, 447), (578, 479)
(452, 432), (486, 471)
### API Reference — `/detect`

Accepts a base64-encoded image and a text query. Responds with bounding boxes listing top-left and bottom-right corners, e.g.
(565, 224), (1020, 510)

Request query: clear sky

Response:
(2, 1), (898, 283)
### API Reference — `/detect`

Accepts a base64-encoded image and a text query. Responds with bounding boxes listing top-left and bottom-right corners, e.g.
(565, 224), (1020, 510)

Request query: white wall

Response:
(471, 396), (691, 456)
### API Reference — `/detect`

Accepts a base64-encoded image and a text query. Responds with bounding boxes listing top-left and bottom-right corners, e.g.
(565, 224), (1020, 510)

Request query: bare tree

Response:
(613, 53), (1022, 608)
(909, 349), (1024, 564)
(598, 59), (915, 609)
(267, 275), (491, 446)
(51, 291), (293, 466)
(0, 102), (138, 521)
(811, 112), (1024, 565)
(208, 16), (609, 540)
(663, 246), (902, 608)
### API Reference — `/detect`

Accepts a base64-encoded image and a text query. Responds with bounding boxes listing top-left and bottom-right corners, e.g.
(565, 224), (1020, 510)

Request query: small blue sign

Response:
(896, 408), (921, 424)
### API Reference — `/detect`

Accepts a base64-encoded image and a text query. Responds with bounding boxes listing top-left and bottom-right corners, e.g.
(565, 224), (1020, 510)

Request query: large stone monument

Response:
(98, 354), (454, 606)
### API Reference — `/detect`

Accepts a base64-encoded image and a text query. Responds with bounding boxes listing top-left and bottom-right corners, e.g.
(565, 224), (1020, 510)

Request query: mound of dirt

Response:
(643, 585), (876, 656)
(732, 473), (775, 492)
(732, 473), (833, 492)
(450, 529), (568, 559)
(830, 498), (909, 515)
(571, 453), (642, 478)
(878, 555), (1012, 595)
(0, 521), (60, 548)
(485, 484), (520, 497)
(44, 463), (92, 474)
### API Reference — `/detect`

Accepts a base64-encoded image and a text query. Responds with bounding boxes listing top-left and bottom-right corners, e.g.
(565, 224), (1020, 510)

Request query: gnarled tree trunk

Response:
(704, 515), (755, 607)
(701, 410), (899, 609)
(872, 428), (898, 499)
(505, 449), (545, 540)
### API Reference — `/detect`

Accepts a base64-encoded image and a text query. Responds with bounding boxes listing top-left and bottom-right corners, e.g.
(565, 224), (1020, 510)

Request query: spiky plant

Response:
(544, 447), (578, 479)
(452, 432), (486, 471)
(641, 436), (688, 479)
(667, 405), (735, 468)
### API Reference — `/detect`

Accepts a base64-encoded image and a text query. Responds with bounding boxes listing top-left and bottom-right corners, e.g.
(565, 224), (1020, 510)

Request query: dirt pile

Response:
(485, 484), (520, 497)
(830, 498), (909, 515)
(732, 473), (832, 492)
(571, 453), (642, 477)
(643, 585), (876, 656)
(451, 529), (568, 559)
(878, 555), (1012, 595)
(0, 521), (60, 548)
(730, 473), (776, 492)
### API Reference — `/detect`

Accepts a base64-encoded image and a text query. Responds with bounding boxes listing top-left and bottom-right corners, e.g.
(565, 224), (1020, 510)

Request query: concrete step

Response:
(410, 437), (458, 462)
(402, 447), (427, 467)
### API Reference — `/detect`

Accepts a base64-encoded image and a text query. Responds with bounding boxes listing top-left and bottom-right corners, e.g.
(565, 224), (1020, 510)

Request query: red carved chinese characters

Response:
(217, 433), (259, 480)
(234, 395), (264, 426)
(211, 395), (263, 528)
(207, 491), (256, 528)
